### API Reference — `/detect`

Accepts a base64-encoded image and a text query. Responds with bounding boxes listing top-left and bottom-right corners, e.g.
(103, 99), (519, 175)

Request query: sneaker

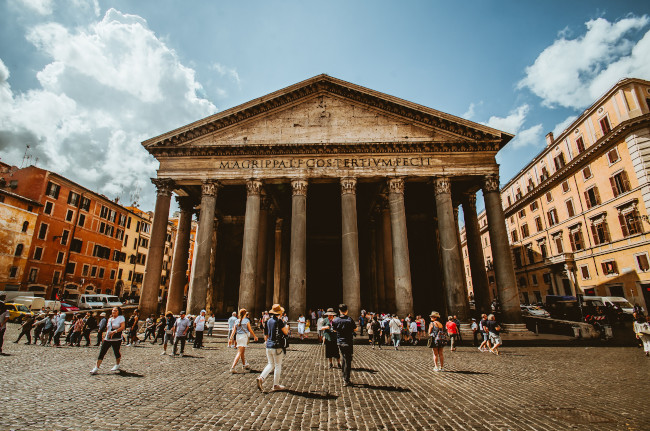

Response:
(160, 351), (166, 355)
(271, 385), (286, 391)
(90, 367), (99, 375)
(126, 343), (131, 347)
(433, 366), (439, 372)
(230, 368), (237, 374)
(180, 353), (184, 357)
(256, 377), (264, 391)
(244, 363), (251, 370)
(110, 364), (120, 372)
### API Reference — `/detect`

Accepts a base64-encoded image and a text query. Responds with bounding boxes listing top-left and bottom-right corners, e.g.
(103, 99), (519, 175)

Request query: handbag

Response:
(426, 335), (433, 348)
(638, 322), (650, 335)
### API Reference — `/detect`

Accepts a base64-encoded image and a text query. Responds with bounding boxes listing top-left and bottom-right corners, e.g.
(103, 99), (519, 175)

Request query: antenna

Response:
(129, 185), (141, 208)
(21, 145), (31, 168)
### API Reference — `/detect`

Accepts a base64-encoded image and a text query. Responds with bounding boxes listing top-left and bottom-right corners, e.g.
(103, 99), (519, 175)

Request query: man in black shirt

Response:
(332, 303), (357, 386)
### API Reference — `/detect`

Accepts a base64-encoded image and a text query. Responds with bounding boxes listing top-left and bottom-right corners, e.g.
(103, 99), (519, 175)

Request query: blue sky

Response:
(1, 0), (649, 213)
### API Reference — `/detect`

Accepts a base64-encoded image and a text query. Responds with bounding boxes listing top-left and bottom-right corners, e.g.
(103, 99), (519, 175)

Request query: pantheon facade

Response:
(138, 75), (523, 324)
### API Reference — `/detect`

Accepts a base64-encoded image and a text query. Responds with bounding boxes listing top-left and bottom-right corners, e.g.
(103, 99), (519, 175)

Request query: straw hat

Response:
(429, 311), (440, 318)
(325, 308), (337, 316)
(100, 312), (106, 317)
(268, 304), (285, 315)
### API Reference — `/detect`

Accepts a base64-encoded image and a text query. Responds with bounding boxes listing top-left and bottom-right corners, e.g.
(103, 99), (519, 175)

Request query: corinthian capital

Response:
(433, 177), (451, 196)
(340, 177), (357, 195)
(246, 179), (263, 196)
(387, 177), (405, 195)
(151, 178), (175, 197)
(291, 178), (308, 196)
(201, 180), (220, 197)
(463, 193), (477, 211)
(483, 174), (500, 193)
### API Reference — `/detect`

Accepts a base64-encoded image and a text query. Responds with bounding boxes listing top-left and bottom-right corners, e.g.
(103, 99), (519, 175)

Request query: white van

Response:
(13, 296), (45, 311)
(96, 294), (123, 307)
(582, 296), (634, 314)
(78, 294), (105, 309)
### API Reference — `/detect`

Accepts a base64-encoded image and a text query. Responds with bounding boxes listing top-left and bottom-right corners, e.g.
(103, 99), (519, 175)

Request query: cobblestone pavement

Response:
(1, 324), (648, 431)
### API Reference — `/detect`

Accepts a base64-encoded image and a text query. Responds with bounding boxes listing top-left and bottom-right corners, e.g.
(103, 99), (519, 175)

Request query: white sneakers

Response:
(160, 350), (166, 355)
(111, 364), (120, 371)
(90, 367), (99, 375)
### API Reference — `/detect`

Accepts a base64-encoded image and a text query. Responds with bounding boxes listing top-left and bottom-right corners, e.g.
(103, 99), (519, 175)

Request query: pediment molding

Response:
(143, 75), (511, 154)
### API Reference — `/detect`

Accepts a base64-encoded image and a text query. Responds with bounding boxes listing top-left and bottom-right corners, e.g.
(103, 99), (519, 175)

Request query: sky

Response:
(0, 0), (649, 216)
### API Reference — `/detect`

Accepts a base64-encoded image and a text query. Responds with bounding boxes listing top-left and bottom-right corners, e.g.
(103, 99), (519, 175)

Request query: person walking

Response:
(453, 315), (462, 345)
(389, 314), (402, 350)
(478, 313), (491, 352)
(126, 310), (139, 346)
(14, 314), (34, 344)
(161, 311), (175, 355)
(90, 307), (125, 374)
(53, 312), (66, 347)
(409, 318), (418, 346)
(82, 312), (96, 347)
(172, 310), (191, 357)
(143, 315), (155, 342)
(206, 313), (215, 337)
(227, 311), (237, 348)
(230, 308), (258, 372)
(370, 314), (382, 349)
(633, 311), (650, 356)
(71, 314), (85, 346)
(256, 304), (289, 392)
(297, 314), (306, 341)
(446, 316), (458, 352)
(32, 314), (46, 345)
(96, 312), (107, 346)
(153, 314), (166, 344)
(0, 302), (10, 354)
(471, 318), (479, 347)
(332, 303), (357, 387)
(41, 312), (55, 345)
(193, 310), (206, 349)
(320, 308), (341, 369)
(317, 312), (328, 343)
(486, 314), (502, 355)
(428, 311), (446, 372)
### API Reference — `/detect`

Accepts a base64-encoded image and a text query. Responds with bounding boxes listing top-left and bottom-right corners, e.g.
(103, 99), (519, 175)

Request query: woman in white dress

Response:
(297, 314), (306, 340)
(229, 308), (258, 373)
(633, 312), (650, 356)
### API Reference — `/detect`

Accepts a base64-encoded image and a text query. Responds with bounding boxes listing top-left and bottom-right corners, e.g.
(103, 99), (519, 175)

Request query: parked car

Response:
(520, 305), (551, 318)
(12, 296), (45, 311)
(582, 296), (634, 315)
(96, 294), (123, 307)
(60, 303), (80, 312)
(5, 303), (34, 322)
(78, 294), (104, 310)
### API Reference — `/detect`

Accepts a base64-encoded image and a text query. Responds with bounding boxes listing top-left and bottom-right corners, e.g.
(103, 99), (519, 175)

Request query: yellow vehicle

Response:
(5, 303), (34, 322)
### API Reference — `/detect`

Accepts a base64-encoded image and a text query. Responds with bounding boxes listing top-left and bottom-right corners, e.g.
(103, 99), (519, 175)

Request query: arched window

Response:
(15, 243), (24, 256)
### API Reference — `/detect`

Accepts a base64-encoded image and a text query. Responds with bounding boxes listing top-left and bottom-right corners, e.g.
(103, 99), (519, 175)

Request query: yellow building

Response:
(462, 78), (650, 311)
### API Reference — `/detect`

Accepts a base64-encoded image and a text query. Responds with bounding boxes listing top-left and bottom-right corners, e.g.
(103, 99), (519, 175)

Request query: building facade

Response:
(138, 75), (524, 325)
(462, 78), (650, 311)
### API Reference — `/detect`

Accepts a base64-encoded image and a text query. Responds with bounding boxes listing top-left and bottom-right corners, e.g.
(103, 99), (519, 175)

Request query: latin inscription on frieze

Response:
(215, 156), (435, 170)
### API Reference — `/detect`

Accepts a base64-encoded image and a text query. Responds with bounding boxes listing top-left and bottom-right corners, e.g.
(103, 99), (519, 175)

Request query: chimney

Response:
(545, 132), (554, 147)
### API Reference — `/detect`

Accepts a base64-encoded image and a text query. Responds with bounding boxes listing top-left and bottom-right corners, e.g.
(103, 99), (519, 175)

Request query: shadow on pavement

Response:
(354, 383), (411, 392)
(285, 389), (338, 400)
(352, 367), (378, 374)
(444, 370), (489, 375)
(116, 370), (144, 378)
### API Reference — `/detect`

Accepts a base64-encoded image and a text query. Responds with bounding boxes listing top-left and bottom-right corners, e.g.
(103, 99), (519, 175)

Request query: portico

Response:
(138, 75), (522, 324)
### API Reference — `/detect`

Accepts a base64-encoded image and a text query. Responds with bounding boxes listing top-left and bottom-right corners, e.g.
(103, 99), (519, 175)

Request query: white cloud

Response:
(552, 115), (578, 138)
(484, 104), (530, 134)
(518, 16), (650, 109)
(0, 8), (217, 210)
(463, 102), (477, 120)
(509, 124), (544, 149)
(211, 63), (241, 85)
(14, 0), (53, 15)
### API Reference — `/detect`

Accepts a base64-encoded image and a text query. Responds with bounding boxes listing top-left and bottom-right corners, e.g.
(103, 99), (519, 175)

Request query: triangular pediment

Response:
(143, 75), (512, 152)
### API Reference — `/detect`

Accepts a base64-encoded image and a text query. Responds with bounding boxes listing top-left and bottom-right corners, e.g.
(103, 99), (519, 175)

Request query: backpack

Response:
(432, 324), (448, 346)
(371, 320), (381, 334)
(272, 318), (288, 353)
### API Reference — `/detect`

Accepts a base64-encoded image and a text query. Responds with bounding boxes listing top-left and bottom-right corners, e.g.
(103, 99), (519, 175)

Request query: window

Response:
(543, 273), (552, 284)
(582, 166), (592, 180)
(580, 265), (591, 280)
(566, 199), (575, 218)
(78, 213), (85, 227)
(610, 171), (631, 197)
(515, 189), (523, 200)
(601, 260), (618, 276)
(110, 269), (116, 280)
(9, 266), (17, 278)
(511, 229), (519, 243)
(635, 253), (650, 272)
(66, 262), (76, 275)
(568, 226), (585, 251)
(98, 268), (105, 278)
(139, 237), (149, 248)
(546, 192), (553, 203)
(584, 187), (601, 209)
(540, 166), (550, 181)
(116, 229), (124, 241)
(547, 208), (559, 226)
(126, 217), (131, 229)
(554, 153), (566, 170)
(518, 277), (527, 288)
(44, 201), (54, 215)
(80, 197), (91, 211)
(619, 207), (643, 237)
(141, 223), (151, 234)
(60, 229), (69, 246)
(14, 243), (23, 256)
(67, 191), (80, 206)
(527, 179), (535, 192)
(136, 253), (147, 265)
(92, 245), (111, 259)
(561, 180), (570, 193)
(45, 181), (60, 199)
(82, 264), (89, 277)
(38, 223), (48, 240)
(526, 245), (535, 264)
(521, 224), (530, 239)
(535, 216), (543, 232)
(531, 274), (538, 285)
(128, 270), (133, 281)
(53, 271), (60, 285)
(600, 116), (611, 135)
(65, 209), (74, 222)
(118, 214), (127, 227)
(576, 137), (585, 153)
(540, 242), (548, 259)
(553, 234), (564, 254)
(33, 247), (43, 260)
(56, 251), (64, 264)
(90, 266), (97, 277)
(70, 238), (82, 253)
(513, 248), (523, 268)
(530, 201), (538, 211)
(28, 268), (38, 283)
(607, 148), (620, 164)
(22, 221), (29, 232)
(118, 268), (123, 279)
(591, 220), (611, 245)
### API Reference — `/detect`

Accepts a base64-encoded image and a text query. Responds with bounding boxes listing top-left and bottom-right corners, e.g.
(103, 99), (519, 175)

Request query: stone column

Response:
(380, 197), (395, 312)
(273, 219), (283, 304)
(279, 224), (290, 307)
(238, 179), (263, 315)
(340, 177), (361, 318)
(253, 195), (271, 318)
(140, 178), (174, 318)
(462, 193), (491, 314)
(368, 217), (378, 313)
(186, 180), (219, 315)
(166, 196), (194, 314)
(265, 221), (275, 309)
(289, 178), (307, 320)
(434, 177), (470, 321)
(387, 178), (414, 317)
(205, 218), (219, 315)
(374, 214), (386, 310)
(483, 174), (523, 324)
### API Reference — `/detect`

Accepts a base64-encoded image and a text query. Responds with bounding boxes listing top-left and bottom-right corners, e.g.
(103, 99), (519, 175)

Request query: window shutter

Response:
(609, 177), (618, 197)
(622, 170), (631, 192)
(591, 225), (599, 245)
(569, 232), (576, 251)
(619, 214), (629, 237)
(602, 222), (610, 243)
(594, 187), (601, 205)
(584, 191), (591, 209)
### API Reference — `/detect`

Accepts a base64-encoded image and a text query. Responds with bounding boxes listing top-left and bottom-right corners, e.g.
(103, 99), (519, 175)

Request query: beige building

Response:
(462, 78), (650, 311)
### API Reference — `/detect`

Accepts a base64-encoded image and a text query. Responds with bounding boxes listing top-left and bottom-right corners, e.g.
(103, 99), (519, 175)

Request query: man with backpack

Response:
(257, 304), (289, 392)
(332, 303), (357, 387)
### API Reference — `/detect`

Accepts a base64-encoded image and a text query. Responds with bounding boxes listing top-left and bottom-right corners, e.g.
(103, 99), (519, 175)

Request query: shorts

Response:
(164, 332), (173, 344)
(489, 333), (501, 345)
(236, 333), (249, 348)
(482, 332), (489, 341)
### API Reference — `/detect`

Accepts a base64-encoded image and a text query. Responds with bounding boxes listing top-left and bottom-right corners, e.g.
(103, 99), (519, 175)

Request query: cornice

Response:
(503, 114), (650, 217)
(143, 76), (509, 152)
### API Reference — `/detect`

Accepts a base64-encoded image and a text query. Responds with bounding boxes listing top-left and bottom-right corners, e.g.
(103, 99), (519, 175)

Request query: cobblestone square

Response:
(1, 324), (648, 430)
